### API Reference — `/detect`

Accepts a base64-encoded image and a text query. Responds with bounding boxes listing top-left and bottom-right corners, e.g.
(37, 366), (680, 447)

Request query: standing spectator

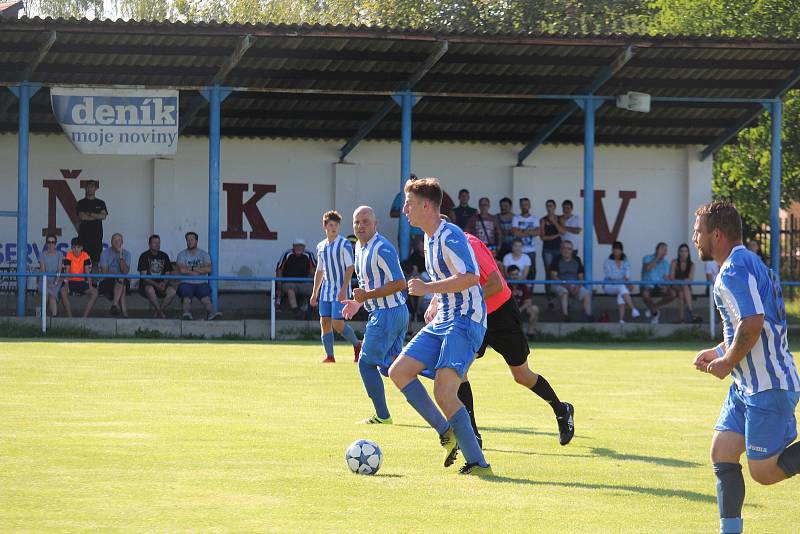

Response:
(76, 180), (107, 269)
(176, 231), (219, 321)
(496, 197), (516, 258)
(549, 240), (592, 322)
(512, 197), (540, 281)
(138, 234), (177, 318)
(641, 242), (676, 324)
(453, 188), (477, 229)
(98, 232), (131, 317)
(390, 174), (455, 249)
(506, 265), (539, 338)
(465, 197), (503, 252)
(670, 243), (700, 323)
(59, 237), (99, 318)
(502, 238), (532, 279)
(37, 234), (64, 317)
(402, 236), (426, 277)
(540, 199), (565, 274)
(559, 199), (582, 255)
(275, 238), (316, 317)
(602, 241), (640, 324)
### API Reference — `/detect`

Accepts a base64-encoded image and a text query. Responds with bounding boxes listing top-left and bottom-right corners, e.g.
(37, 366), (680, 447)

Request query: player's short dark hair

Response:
(149, 234), (160, 244)
(185, 231), (198, 240)
(546, 199), (556, 206)
(458, 188), (469, 196)
(323, 210), (341, 224)
(562, 199), (573, 208)
(70, 237), (81, 247)
(696, 200), (743, 242)
(405, 177), (443, 208)
(520, 197), (530, 203)
(500, 197), (512, 206)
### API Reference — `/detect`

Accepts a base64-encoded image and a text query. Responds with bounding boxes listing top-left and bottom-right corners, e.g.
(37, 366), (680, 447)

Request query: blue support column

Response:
(200, 85), (232, 313)
(9, 82), (40, 317)
(769, 99), (783, 276)
(577, 95), (603, 308)
(393, 90), (415, 260)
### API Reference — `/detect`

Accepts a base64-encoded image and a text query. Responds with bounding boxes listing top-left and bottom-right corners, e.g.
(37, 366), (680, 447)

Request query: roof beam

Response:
(178, 34), (254, 135)
(0, 31), (55, 114)
(338, 40), (448, 162)
(699, 63), (800, 160)
(517, 44), (635, 166)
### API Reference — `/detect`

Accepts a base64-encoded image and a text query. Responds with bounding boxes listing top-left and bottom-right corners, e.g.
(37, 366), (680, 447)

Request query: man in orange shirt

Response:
(59, 238), (99, 318)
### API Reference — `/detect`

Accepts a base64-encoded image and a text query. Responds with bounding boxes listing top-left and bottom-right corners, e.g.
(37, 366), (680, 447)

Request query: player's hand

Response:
(407, 278), (430, 296)
(693, 348), (719, 372)
(352, 287), (367, 303)
(309, 295), (318, 307)
(706, 357), (734, 379)
(341, 299), (362, 320)
(424, 301), (438, 324)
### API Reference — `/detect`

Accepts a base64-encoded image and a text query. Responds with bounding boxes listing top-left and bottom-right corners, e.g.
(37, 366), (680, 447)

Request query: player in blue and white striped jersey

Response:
(388, 177), (491, 476)
(340, 206), (409, 425)
(692, 201), (800, 534)
(310, 211), (361, 364)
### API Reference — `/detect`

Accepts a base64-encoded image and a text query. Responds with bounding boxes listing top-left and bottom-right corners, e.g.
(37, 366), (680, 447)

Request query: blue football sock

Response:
(713, 463), (744, 533)
(359, 359), (390, 420)
(400, 379), (449, 435)
(340, 324), (359, 347)
(321, 332), (335, 357)
(449, 406), (488, 467)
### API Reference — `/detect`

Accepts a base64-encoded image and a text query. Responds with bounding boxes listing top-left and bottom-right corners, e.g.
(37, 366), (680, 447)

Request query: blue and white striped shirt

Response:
(354, 233), (406, 313)
(316, 235), (354, 302)
(426, 220), (486, 326)
(714, 245), (799, 395)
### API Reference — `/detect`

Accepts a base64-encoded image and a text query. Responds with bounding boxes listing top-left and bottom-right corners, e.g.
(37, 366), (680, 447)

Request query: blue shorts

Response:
(715, 383), (799, 460)
(360, 306), (409, 373)
(178, 283), (211, 301)
(319, 300), (344, 320)
(402, 315), (486, 380)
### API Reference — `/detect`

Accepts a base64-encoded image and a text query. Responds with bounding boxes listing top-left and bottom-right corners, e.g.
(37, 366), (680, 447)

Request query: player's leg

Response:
(744, 389), (800, 485)
(712, 384), (748, 534)
(357, 308), (404, 424)
(330, 302), (360, 358)
(318, 302), (335, 362)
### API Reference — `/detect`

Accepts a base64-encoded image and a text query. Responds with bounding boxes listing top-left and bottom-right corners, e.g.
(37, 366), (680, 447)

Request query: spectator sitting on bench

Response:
(602, 240), (640, 324)
(98, 232), (131, 318)
(506, 264), (539, 339)
(502, 238), (531, 279)
(176, 231), (220, 321)
(59, 237), (99, 318)
(37, 234), (64, 317)
(275, 238), (316, 318)
(549, 240), (592, 322)
(138, 234), (177, 318)
(641, 241), (677, 324)
(670, 243), (701, 324)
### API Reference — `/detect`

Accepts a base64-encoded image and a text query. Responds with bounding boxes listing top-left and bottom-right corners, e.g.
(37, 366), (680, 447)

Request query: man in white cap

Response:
(275, 237), (317, 318)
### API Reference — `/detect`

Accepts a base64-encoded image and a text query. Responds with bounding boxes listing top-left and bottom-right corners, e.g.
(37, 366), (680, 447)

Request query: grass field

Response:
(1, 340), (798, 533)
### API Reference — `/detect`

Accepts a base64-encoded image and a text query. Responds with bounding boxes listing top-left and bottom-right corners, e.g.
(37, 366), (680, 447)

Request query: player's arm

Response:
(707, 316), (764, 379)
(482, 270), (504, 299)
(410, 271), (478, 296)
(355, 278), (407, 302)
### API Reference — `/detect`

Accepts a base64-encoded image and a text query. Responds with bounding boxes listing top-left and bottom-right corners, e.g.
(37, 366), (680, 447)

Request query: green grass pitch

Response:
(1, 340), (797, 533)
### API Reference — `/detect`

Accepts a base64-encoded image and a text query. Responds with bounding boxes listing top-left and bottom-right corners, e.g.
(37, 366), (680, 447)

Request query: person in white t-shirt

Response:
(559, 199), (582, 254)
(502, 238), (532, 279)
(511, 197), (540, 281)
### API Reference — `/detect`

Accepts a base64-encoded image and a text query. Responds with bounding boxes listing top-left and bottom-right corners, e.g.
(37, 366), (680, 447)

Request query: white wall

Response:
(0, 133), (712, 285)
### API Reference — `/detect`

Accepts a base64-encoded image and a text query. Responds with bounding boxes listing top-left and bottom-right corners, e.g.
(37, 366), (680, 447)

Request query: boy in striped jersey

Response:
(389, 177), (492, 476)
(310, 211), (361, 363)
(692, 201), (800, 534)
(341, 206), (409, 425)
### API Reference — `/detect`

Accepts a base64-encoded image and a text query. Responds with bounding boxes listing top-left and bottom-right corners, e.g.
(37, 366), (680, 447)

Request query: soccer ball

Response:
(345, 439), (382, 475)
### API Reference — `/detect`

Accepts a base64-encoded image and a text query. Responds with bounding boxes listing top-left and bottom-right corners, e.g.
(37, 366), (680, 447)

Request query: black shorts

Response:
(67, 280), (90, 295)
(99, 278), (130, 299)
(139, 282), (170, 299)
(477, 297), (530, 367)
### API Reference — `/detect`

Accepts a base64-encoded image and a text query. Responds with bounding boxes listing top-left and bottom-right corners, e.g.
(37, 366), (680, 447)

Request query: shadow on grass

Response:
(394, 423), (587, 440)
(484, 475), (717, 504)
(589, 447), (702, 468)
(375, 474), (404, 478)
(485, 447), (592, 459)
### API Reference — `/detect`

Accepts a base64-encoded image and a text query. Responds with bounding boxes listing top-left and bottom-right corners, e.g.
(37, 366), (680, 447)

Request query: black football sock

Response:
(778, 441), (800, 478)
(713, 462), (744, 533)
(457, 381), (480, 438)
(531, 376), (567, 418)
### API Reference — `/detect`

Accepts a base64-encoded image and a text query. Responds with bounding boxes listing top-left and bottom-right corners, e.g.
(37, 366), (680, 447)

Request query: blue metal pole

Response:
(16, 83), (31, 317)
(582, 96), (596, 304)
(770, 99), (782, 276)
(399, 89), (412, 261)
(208, 85), (221, 313)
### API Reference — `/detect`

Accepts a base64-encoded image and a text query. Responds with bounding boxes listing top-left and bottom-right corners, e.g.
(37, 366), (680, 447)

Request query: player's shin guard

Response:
(777, 441), (800, 478)
(321, 332), (335, 357)
(359, 359), (390, 420)
(340, 324), (359, 347)
(457, 381), (480, 438)
(713, 462), (744, 534)
(400, 379), (449, 436)
(449, 407), (488, 467)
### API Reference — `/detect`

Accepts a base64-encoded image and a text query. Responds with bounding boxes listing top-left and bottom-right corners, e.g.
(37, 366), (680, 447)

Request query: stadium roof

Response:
(2, 17), (800, 149)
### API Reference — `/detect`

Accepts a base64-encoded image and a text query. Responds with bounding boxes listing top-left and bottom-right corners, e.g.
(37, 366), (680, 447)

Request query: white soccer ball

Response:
(345, 439), (383, 475)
